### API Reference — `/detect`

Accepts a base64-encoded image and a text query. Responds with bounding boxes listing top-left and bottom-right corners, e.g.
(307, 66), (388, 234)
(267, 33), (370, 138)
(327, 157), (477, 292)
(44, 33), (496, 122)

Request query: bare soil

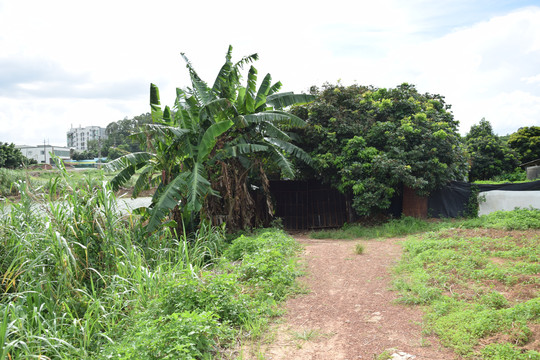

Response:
(242, 235), (458, 359)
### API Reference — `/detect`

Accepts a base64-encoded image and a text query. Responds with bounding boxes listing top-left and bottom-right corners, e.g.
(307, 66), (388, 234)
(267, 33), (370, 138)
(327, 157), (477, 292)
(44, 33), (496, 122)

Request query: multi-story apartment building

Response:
(67, 125), (107, 151)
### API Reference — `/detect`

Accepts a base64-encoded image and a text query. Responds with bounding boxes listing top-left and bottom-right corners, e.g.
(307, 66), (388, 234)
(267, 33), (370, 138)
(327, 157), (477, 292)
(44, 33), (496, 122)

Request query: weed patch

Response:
(394, 210), (540, 358)
(310, 216), (455, 240)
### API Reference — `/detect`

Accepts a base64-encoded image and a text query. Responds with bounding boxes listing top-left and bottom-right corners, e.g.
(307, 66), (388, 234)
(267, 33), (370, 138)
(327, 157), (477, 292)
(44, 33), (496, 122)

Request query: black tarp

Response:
(428, 180), (540, 218)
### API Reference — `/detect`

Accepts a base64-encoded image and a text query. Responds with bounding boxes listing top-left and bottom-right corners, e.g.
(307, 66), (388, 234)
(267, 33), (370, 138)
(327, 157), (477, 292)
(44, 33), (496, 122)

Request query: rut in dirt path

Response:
(251, 236), (456, 360)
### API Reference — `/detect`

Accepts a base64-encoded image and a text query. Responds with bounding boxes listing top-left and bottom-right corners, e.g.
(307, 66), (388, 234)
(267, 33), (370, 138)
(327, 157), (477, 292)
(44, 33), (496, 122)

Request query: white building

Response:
(67, 125), (107, 151)
(17, 145), (71, 165)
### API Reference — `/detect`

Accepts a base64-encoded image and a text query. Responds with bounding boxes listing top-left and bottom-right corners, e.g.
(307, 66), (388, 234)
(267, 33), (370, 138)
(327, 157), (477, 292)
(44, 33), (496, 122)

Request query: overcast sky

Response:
(1, 0), (539, 146)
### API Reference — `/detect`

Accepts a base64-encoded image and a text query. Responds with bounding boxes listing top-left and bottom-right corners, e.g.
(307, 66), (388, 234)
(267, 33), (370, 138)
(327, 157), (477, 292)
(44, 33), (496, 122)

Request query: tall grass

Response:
(0, 160), (301, 359)
(0, 168), (26, 197)
(0, 165), (172, 358)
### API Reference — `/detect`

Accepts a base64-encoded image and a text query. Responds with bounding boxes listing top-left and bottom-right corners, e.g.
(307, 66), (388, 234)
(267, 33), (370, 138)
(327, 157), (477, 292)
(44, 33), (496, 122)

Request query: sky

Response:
(1, 0), (539, 147)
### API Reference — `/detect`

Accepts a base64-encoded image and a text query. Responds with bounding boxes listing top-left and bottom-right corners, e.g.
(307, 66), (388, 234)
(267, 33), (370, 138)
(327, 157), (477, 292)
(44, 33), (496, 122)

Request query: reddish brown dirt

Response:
(242, 236), (458, 359)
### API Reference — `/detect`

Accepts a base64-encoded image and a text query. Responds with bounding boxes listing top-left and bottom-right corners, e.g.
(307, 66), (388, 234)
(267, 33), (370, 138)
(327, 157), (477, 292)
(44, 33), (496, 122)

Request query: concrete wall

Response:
(478, 190), (540, 216)
(527, 165), (540, 180)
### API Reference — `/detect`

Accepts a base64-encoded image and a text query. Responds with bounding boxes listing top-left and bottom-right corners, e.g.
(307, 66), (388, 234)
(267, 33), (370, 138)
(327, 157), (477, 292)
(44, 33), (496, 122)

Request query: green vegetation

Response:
(0, 162), (302, 359)
(465, 119), (520, 181)
(107, 46), (313, 233)
(0, 167), (118, 198)
(0, 168), (26, 196)
(292, 83), (468, 217)
(310, 216), (455, 240)
(0, 142), (36, 168)
(393, 208), (540, 358)
(462, 207), (540, 230)
(508, 126), (540, 164)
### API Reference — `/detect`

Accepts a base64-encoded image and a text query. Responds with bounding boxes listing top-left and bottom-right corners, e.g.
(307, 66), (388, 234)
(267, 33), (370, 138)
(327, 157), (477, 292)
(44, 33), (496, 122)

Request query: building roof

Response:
(520, 159), (540, 168)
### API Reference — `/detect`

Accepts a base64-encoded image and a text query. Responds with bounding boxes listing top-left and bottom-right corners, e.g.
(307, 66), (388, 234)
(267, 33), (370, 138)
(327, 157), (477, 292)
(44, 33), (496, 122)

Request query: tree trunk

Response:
(205, 159), (273, 231)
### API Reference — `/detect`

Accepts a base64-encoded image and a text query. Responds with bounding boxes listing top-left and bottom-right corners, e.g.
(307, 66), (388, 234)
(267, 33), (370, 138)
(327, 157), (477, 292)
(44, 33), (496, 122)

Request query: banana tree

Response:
(106, 84), (233, 233)
(106, 45), (314, 233)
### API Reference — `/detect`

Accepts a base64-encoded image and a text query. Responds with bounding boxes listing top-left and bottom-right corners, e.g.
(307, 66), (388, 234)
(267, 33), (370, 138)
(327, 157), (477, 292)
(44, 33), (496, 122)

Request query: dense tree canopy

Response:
(292, 83), (468, 216)
(464, 119), (519, 181)
(0, 143), (34, 168)
(508, 126), (540, 163)
(70, 113), (152, 161)
(104, 113), (152, 158)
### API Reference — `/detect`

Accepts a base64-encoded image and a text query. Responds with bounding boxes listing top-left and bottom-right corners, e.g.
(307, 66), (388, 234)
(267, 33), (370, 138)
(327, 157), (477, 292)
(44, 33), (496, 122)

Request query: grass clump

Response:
(355, 243), (364, 255)
(393, 209), (540, 358)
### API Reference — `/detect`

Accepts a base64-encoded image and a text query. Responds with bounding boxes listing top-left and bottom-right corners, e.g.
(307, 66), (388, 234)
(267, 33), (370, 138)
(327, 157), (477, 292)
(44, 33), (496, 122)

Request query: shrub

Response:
(101, 310), (228, 360)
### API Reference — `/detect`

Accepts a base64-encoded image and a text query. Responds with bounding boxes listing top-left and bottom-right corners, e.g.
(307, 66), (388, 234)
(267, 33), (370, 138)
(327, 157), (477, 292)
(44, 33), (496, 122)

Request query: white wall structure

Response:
(66, 125), (107, 151)
(478, 190), (540, 216)
(18, 145), (71, 164)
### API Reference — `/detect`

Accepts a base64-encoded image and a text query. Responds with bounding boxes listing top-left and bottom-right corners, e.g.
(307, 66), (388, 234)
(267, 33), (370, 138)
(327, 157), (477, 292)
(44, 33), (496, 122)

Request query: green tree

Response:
(508, 126), (540, 163)
(292, 83), (468, 216)
(102, 113), (153, 159)
(465, 119), (519, 181)
(106, 46), (312, 233)
(0, 143), (31, 168)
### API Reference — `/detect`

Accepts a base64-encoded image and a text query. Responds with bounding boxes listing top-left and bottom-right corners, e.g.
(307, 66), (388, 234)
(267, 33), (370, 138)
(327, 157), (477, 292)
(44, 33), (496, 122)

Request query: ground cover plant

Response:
(393, 208), (540, 359)
(0, 162), (302, 359)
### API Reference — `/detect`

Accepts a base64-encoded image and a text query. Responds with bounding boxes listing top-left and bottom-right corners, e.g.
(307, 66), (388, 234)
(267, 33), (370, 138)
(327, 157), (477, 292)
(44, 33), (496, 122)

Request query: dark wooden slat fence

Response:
(270, 180), (351, 230)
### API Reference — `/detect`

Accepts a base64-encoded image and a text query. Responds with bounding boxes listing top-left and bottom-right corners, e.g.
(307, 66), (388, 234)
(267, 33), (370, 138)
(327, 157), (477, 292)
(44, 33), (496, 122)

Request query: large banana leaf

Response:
(197, 120), (234, 161)
(105, 152), (153, 172)
(143, 124), (191, 141)
(212, 45), (233, 97)
(264, 137), (313, 166)
(132, 165), (154, 198)
(254, 73), (272, 110)
(244, 66), (258, 113)
(244, 111), (307, 128)
(181, 53), (216, 106)
(146, 172), (189, 233)
(267, 81), (283, 97)
(201, 98), (237, 122)
(268, 146), (295, 178)
(220, 143), (268, 158)
(259, 122), (291, 141)
(266, 92), (315, 109)
(105, 152), (153, 191)
(185, 161), (214, 213)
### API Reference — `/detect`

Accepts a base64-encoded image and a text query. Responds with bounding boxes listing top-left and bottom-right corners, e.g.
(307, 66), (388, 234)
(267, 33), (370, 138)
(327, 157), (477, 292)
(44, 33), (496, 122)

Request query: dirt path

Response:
(246, 236), (457, 360)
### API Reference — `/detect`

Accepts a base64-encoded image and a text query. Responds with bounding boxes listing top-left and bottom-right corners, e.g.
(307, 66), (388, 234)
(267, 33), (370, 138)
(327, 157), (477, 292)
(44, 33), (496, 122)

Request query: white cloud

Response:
(364, 6), (540, 135)
(522, 74), (540, 84)
(0, 0), (540, 146)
